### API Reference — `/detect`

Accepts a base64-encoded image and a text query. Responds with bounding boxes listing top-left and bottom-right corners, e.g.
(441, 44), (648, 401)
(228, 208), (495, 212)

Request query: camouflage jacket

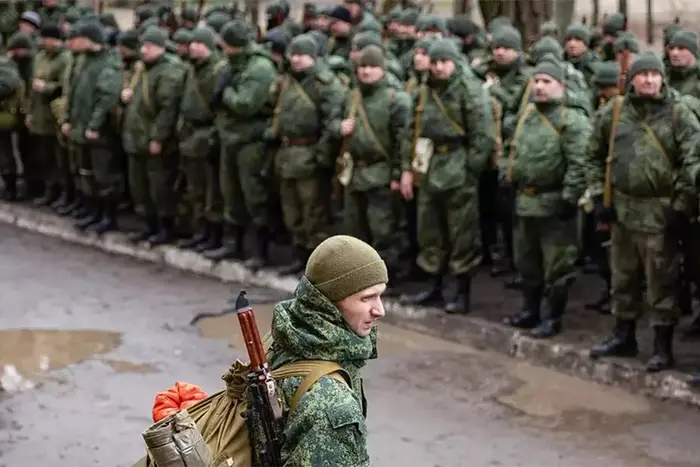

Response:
(403, 73), (491, 192)
(268, 277), (374, 467)
(327, 35), (352, 61)
(565, 50), (599, 87)
(65, 47), (121, 145)
(178, 53), (228, 157)
(0, 56), (20, 100)
(122, 53), (186, 155)
(28, 47), (70, 135)
(586, 88), (700, 233)
(476, 58), (532, 119)
(667, 65), (700, 99)
(338, 77), (411, 191)
(37, 4), (66, 24)
(0, 3), (17, 43)
(215, 44), (278, 147)
(271, 63), (345, 179)
(503, 100), (591, 217)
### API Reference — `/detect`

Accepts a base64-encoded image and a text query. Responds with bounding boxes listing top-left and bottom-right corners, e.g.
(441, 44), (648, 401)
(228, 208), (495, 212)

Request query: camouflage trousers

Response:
(514, 216), (578, 291)
(77, 144), (123, 201)
(416, 183), (481, 276)
(0, 130), (15, 175)
(128, 151), (178, 218)
(611, 223), (681, 326)
(344, 187), (405, 271)
(280, 175), (328, 250)
(182, 155), (222, 223)
(220, 141), (269, 228)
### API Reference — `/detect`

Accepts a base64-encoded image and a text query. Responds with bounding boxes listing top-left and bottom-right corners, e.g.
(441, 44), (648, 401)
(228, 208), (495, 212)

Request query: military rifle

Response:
(235, 290), (285, 467)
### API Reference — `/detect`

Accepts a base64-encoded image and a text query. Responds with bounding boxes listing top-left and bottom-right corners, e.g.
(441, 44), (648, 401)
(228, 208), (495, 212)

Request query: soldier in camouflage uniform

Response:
(268, 235), (386, 467)
(0, 42), (22, 200)
(63, 21), (122, 233)
(172, 28), (193, 61)
(206, 19), (278, 268)
(449, 15), (488, 67)
(587, 53), (700, 372)
(337, 45), (410, 286)
(26, 22), (70, 206)
(266, 0), (302, 42)
(401, 39), (491, 314)
(326, 6), (353, 60)
(598, 12), (626, 62)
(37, 0), (65, 25)
(563, 24), (600, 87)
(179, 6), (199, 31)
(0, 0), (18, 46)
(349, 31), (403, 85)
(176, 26), (226, 253)
(501, 59), (591, 339)
(395, 8), (419, 71)
(267, 34), (344, 274)
(122, 27), (186, 244)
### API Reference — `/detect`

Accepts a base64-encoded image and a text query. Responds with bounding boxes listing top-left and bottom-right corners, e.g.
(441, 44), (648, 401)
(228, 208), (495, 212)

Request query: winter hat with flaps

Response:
(221, 19), (250, 47)
(305, 235), (388, 302)
(491, 26), (522, 51)
(140, 26), (167, 47)
(614, 32), (639, 54)
(118, 28), (140, 50)
(78, 20), (105, 44)
(565, 23), (591, 43)
(628, 52), (665, 80)
(592, 61), (620, 87)
(358, 44), (385, 68)
(668, 29), (698, 55)
(288, 33), (318, 58)
(172, 28), (194, 45)
(428, 37), (460, 62)
(533, 54), (564, 82)
(191, 26), (217, 51)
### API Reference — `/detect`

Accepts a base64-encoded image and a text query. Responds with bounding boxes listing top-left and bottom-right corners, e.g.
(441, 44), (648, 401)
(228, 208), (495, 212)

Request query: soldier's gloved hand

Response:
(558, 200), (579, 221)
(593, 196), (617, 223)
(663, 206), (688, 234)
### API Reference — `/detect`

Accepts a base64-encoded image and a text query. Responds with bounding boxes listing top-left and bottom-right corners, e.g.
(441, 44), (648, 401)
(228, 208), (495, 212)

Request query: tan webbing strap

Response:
(431, 89), (465, 135)
(270, 76), (290, 137)
(506, 102), (535, 184)
(271, 360), (350, 412)
(337, 89), (361, 160)
(603, 96), (623, 208)
(518, 79), (534, 111)
(356, 89), (394, 159)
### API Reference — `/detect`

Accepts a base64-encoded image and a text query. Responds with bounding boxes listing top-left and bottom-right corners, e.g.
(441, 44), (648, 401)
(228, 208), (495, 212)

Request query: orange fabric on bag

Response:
(152, 382), (209, 422)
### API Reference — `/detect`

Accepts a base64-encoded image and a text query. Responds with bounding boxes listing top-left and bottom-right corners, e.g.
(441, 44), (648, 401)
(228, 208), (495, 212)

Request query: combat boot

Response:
(401, 274), (444, 307)
(71, 196), (90, 219)
(1, 174), (17, 201)
(86, 199), (117, 234)
(148, 218), (175, 245)
(646, 325), (675, 373)
(178, 221), (210, 249)
(203, 225), (245, 261)
(74, 199), (102, 230)
(128, 216), (159, 242)
(445, 274), (471, 314)
(531, 286), (568, 339)
(277, 245), (309, 275)
(57, 192), (82, 216)
(503, 285), (542, 329)
(50, 186), (73, 211)
(589, 318), (638, 359)
(33, 184), (57, 207)
(195, 221), (223, 252)
(244, 226), (270, 270)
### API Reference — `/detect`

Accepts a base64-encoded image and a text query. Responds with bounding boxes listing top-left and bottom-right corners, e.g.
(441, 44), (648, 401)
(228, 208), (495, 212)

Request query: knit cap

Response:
(487, 16), (511, 33)
(220, 19), (250, 47)
(531, 36), (563, 61)
(628, 52), (665, 80)
(40, 22), (62, 40)
(288, 33), (318, 57)
(305, 235), (388, 302)
(449, 14), (479, 38)
(663, 22), (683, 48)
(358, 44), (385, 68)
(140, 26), (167, 47)
(533, 54), (564, 82)
(614, 32), (639, 54)
(118, 28), (140, 50)
(491, 25), (522, 51)
(328, 6), (352, 23)
(63, 7), (81, 25)
(398, 8), (419, 26)
(206, 12), (232, 33)
(414, 36), (434, 52)
(416, 14), (447, 33)
(668, 29), (698, 55)
(7, 32), (32, 50)
(308, 29), (328, 55)
(565, 23), (590, 43)
(172, 28), (193, 45)
(592, 61), (620, 87)
(264, 25), (287, 55)
(352, 31), (382, 51)
(78, 20), (105, 44)
(539, 20), (559, 38)
(19, 11), (41, 29)
(191, 25), (217, 50)
(603, 12), (625, 36)
(428, 37), (459, 61)
(181, 6), (199, 23)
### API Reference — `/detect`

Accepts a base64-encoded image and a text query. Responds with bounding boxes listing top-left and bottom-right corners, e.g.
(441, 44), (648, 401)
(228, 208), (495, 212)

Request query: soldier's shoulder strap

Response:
(271, 360), (351, 412)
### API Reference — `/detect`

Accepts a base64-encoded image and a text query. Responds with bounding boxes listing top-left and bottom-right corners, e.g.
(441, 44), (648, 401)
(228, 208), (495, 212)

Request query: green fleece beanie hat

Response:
(534, 54), (564, 82)
(191, 26), (217, 50)
(428, 37), (460, 62)
(628, 52), (665, 80)
(593, 61), (620, 87)
(288, 33), (318, 57)
(305, 235), (388, 302)
(565, 23), (591, 43)
(491, 26), (522, 51)
(614, 32), (639, 54)
(668, 29), (698, 55)
(221, 19), (250, 47)
(140, 26), (167, 47)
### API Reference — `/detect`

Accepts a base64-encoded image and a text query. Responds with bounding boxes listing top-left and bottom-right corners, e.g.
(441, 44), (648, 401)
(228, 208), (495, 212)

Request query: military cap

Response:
(491, 26), (522, 51)
(138, 16), (160, 34)
(263, 25), (287, 55)
(39, 22), (62, 40)
(135, 5), (156, 23)
(487, 16), (511, 33)
(450, 14), (479, 38)
(663, 22), (683, 47)
(352, 31), (382, 50)
(539, 20), (560, 38)
(668, 29), (698, 55)
(118, 28), (140, 50)
(603, 12), (625, 36)
(206, 12), (232, 33)
(592, 61), (620, 87)
(428, 37), (460, 62)
(358, 44), (384, 68)
(7, 32), (33, 50)
(387, 6), (402, 21)
(288, 33), (318, 58)
(531, 36), (563, 61)
(398, 8), (419, 26)
(63, 7), (81, 25)
(358, 20), (382, 35)
(414, 36), (434, 52)
(77, 20), (105, 44)
(19, 11), (41, 29)
(628, 52), (665, 80)
(308, 29), (328, 55)
(181, 6), (199, 23)
(191, 25), (217, 50)
(220, 19), (251, 47)
(534, 54), (564, 82)
(140, 26), (167, 47)
(614, 32), (639, 54)
(99, 12), (119, 29)
(172, 28), (194, 45)
(417, 14), (447, 33)
(565, 23), (590, 43)
(328, 6), (352, 23)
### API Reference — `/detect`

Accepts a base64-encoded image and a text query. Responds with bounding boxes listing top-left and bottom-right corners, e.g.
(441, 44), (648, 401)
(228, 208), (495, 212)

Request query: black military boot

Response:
(503, 285), (542, 329)
(531, 286), (567, 339)
(148, 217), (175, 245)
(50, 186), (73, 211)
(178, 221), (210, 249)
(74, 199), (102, 230)
(1, 174), (17, 201)
(128, 216), (159, 242)
(195, 221), (223, 253)
(401, 274), (444, 307)
(71, 195), (90, 219)
(203, 225), (245, 261)
(646, 325), (675, 373)
(86, 199), (117, 234)
(584, 287), (611, 315)
(57, 191), (82, 215)
(244, 226), (270, 270)
(33, 184), (57, 207)
(445, 274), (471, 314)
(277, 245), (309, 275)
(589, 318), (638, 359)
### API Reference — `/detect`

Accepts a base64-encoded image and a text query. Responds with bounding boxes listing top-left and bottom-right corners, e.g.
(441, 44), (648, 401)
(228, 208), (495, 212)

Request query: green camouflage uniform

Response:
(267, 276), (373, 467)
(37, 3), (66, 24)
(0, 2), (18, 46)
(0, 55), (21, 197)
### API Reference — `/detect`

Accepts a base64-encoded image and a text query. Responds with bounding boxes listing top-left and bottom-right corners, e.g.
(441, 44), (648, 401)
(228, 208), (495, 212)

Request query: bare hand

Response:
(149, 140), (162, 155)
(61, 123), (71, 137)
(341, 118), (355, 137)
(121, 88), (133, 104)
(85, 129), (99, 140)
(32, 79), (45, 93)
(390, 180), (400, 192)
(400, 170), (414, 200)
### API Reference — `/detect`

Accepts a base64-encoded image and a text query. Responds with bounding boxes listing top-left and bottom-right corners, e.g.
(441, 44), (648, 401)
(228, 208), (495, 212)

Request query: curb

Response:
(1, 201), (699, 407)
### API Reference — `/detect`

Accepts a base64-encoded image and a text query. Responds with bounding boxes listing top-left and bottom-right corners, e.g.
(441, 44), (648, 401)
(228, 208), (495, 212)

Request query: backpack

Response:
(134, 360), (350, 467)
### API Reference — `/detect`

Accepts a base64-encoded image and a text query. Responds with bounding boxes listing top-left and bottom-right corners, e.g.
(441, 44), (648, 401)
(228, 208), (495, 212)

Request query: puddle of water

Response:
(195, 303), (472, 357)
(496, 361), (651, 418)
(102, 360), (159, 374)
(0, 328), (122, 388)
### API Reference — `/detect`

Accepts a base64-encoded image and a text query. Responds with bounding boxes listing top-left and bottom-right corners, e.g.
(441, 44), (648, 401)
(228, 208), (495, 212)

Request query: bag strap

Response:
(271, 360), (351, 412)
(189, 59), (227, 112)
(506, 102), (535, 184)
(355, 88), (393, 159)
(602, 96), (624, 208)
(518, 79), (534, 111)
(431, 89), (465, 135)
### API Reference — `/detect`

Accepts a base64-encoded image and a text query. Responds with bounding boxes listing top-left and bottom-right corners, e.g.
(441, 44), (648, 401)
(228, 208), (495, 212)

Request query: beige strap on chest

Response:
(431, 89), (465, 135)
(271, 360), (350, 412)
(506, 102), (534, 184)
(356, 89), (394, 159)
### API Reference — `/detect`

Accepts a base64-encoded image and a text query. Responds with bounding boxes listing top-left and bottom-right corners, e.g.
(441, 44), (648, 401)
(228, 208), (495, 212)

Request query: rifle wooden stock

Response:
(235, 292), (267, 370)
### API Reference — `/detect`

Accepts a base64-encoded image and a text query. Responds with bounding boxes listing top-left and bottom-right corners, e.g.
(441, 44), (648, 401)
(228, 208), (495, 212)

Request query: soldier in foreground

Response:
(268, 234), (385, 466)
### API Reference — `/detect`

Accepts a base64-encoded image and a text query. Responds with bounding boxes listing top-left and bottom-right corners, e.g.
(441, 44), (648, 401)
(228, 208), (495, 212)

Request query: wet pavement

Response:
(0, 224), (699, 466)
